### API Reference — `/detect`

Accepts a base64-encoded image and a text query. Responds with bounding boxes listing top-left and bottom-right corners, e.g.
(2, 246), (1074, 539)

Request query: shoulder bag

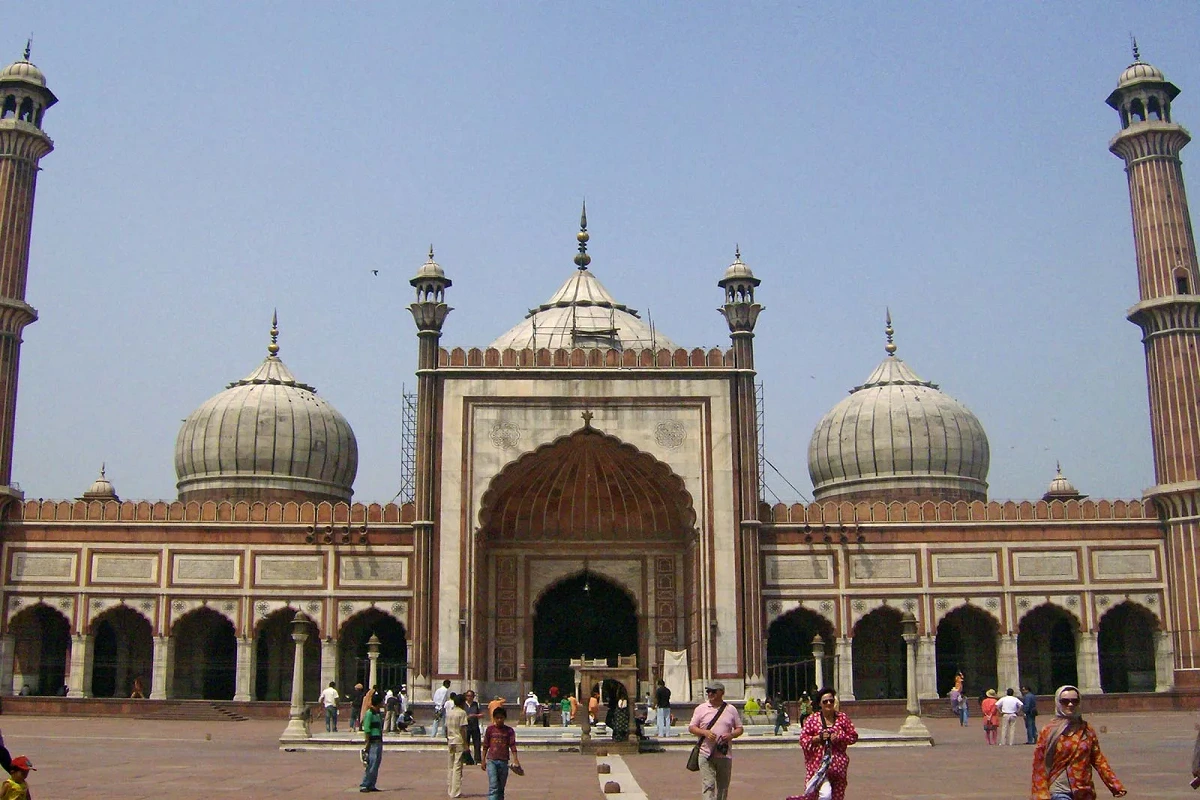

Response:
(686, 702), (728, 772)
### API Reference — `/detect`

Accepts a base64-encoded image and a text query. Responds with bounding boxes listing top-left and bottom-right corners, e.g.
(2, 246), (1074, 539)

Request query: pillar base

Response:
(280, 715), (311, 742)
(899, 714), (931, 738)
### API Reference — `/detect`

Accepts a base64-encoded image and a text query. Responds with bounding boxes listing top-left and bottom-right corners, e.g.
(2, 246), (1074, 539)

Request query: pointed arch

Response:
(766, 607), (835, 700)
(91, 605), (153, 698)
(936, 604), (999, 697)
(338, 608), (408, 692)
(1018, 603), (1079, 693)
(9, 603), (70, 696)
(1098, 601), (1158, 693)
(171, 607), (236, 699)
(852, 606), (906, 699)
(254, 607), (320, 701)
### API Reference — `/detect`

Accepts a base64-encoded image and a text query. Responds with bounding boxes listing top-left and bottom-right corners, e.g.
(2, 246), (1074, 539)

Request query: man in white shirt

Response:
(523, 692), (540, 726)
(319, 681), (340, 732)
(431, 679), (451, 737)
(996, 687), (1024, 745)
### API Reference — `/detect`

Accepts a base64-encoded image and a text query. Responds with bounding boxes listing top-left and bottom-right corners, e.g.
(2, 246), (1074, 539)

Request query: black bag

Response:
(686, 702), (727, 772)
(462, 751), (475, 766)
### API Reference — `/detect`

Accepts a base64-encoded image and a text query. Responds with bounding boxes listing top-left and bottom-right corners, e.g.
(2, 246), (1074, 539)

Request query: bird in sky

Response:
(371, 270), (379, 276)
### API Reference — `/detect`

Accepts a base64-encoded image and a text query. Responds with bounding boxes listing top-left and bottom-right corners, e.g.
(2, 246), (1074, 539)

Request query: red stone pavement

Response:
(0, 711), (1196, 799)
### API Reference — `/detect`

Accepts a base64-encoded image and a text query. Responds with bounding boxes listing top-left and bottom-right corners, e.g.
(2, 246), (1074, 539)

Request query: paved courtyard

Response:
(3, 711), (1197, 798)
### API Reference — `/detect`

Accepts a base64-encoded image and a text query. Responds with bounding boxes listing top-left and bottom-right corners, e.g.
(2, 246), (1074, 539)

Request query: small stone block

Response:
(603, 780), (621, 793)
(597, 763), (611, 774)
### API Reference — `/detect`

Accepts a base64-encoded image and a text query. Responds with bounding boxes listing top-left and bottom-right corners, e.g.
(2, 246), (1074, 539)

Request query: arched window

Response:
(1, 95), (15, 119)
(1130, 98), (1146, 123)
(1175, 266), (1190, 295)
(17, 97), (32, 122)
(1148, 96), (1162, 121)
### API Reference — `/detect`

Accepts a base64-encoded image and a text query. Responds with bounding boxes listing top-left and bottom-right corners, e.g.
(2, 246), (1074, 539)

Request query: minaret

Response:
(718, 248), (766, 694)
(1108, 46), (1200, 688)
(408, 246), (451, 699)
(0, 44), (55, 501)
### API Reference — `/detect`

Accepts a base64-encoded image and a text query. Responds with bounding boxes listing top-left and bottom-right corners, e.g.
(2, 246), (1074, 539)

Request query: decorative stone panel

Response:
(931, 596), (1003, 628)
(172, 554), (241, 585)
(931, 553), (998, 583)
(5, 594), (75, 627)
(334, 600), (409, 634)
(1091, 549), (1158, 581)
(849, 596), (920, 630)
(254, 555), (323, 587)
(1013, 594), (1083, 626)
(87, 597), (156, 627)
(848, 553), (917, 585)
(167, 598), (238, 631)
(764, 555), (835, 586)
(91, 554), (158, 585)
(9, 552), (76, 583)
(338, 556), (409, 587)
(1013, 552), (1079, 582)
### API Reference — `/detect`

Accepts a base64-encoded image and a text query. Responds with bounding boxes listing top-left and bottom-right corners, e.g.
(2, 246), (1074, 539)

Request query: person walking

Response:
(384, 687), (400, 733)
(481, 705), (522, 800)
(1022, 686), (1039, 745)
(773, 693), (788, 736)
(464, 690), (484, 766)
(588, 687), (600, 725)
(654, 679), (672, 737)
(687, 680), (743, 800)
(446, 692), (469, 798)
(997, 688), (1023, 746)
(981, 689), (1000, 745)
(431, 679), (451, 737)
(1030, 685), (1126, 800)
(359, 696), (385, 793)
(790, 687), (859, 800)
(522, 692), (539, 727)
(798, 692), (812, 726)
(612, 686), (631, 742)
(349, 683), (365, 733)
(560, 694), (572, 727)
(320, 681), (340, 733)
(949, 686), (965, 727)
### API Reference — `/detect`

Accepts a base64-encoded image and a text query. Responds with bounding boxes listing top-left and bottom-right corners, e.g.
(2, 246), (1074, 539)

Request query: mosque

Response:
(0, 46), (1194, 710)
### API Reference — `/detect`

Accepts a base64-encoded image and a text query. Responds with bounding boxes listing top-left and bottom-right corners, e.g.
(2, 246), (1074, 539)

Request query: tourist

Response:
(744, 696), (760, 717)
(774, 693), (788, 736)
(687, 680), (743, 800)
(481, 705), (522, 800)
(997, 688), (1023, 746)
(359, 696), (385, 793)
(488, 695), (507, 721)
(560, 694), (572, 727)
(654, 679), (673, 737)
(321, 681), (340, 732)
(130, 676), (145, 699)
(954, 670), (964, 694)
(522, 692), (539, 727)
(1022, 685), (1039, 745)
(790, 687), (859, 800)
(361, 684), (381, 728)
(1030, 685), (1126, 799)
(949, 686), (965, 726)
(464, 690), (484, 765)
(612, 686), (631, 741)
(981, 689), (1000, 745)
(1, 755), (33, 800)
(385, 687), (402, 733)
(799, 692), (812, 726)
(446, 692), (469, 798)
(349, 682), (365, 732)
(431, 679), (451, 737)
(588, 687), (600, 725)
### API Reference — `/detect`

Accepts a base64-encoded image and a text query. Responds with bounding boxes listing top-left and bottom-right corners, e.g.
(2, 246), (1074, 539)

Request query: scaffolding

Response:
(396, 385), (417, 505)
(756, 381), (766, 502)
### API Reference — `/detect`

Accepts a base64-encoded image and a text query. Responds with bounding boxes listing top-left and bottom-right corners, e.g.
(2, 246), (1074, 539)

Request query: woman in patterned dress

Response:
(1030, 685), (1126, 800)
(788, 687), (859, 800)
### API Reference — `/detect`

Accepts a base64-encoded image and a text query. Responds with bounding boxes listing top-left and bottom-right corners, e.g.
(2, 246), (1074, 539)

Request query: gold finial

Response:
(428, 244), (435, 262)
(268, 309), (280, 357)
(884, 308), (897, 356)
(734, 244), (741, 262)
(23, 38), (30, 62)
(574, 201), (591, 270)
(1131, 33), (1141, 63)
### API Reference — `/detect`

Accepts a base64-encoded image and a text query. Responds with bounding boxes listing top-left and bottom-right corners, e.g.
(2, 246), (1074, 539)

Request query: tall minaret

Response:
(1109, 45), (1200, 689)
(718, 248), (766, 694)
(408, 246), (451, 699)
(0, 44), (55, 502)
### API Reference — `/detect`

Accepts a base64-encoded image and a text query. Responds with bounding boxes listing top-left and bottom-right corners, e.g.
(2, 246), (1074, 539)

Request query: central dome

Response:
(807, 319), (989, 502)
(174, 316), (358, 503)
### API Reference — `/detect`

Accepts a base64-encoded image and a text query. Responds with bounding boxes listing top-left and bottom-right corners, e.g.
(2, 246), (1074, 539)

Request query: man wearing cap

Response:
(688, 681), (743, 800)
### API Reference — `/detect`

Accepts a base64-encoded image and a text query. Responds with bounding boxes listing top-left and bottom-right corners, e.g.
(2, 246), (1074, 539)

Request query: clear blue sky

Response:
(7, 2), (1199, 504)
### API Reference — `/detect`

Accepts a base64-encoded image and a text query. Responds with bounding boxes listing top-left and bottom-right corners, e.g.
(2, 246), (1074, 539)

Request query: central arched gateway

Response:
(473, 426), (698, 697)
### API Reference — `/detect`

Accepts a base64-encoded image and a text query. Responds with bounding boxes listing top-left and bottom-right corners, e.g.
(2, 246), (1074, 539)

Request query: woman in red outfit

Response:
(788, 687), (859, 800)
(981, 689), (1000, 745)
(1030, 685), (1126, 800)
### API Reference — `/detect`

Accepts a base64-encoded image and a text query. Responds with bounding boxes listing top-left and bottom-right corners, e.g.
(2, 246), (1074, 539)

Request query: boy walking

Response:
(1, 755), (34, 800)
(481, 706), (522, 800)
(359, 698), (384, 792)
(446, 693), (469, 797)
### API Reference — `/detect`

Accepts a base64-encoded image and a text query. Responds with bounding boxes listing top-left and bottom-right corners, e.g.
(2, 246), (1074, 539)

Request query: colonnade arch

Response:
(766, 608), (835, 700)
(254, 608), (320, 701)
(10, 603), (70, 696)
(172, 607), (237, 699)
(1018, 604), (1079, 693)
(1098, 602), (1158, 693)
(339, 609), (408, 692)
(91, 605), (153, 698)
(852, 607), (905, 700)
(935, 605), (999, 697)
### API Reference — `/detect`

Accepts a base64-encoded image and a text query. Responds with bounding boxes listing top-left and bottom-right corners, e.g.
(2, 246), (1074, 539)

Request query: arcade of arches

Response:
(472, 428), (698, 693)
(762, 601), (1165, 702)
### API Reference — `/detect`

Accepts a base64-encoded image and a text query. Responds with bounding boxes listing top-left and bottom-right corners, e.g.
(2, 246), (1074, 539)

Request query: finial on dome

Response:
(1131, 33), (1141, 63)
(574, 201), (591, 270)
(734, 244), (741, 262)
(1056, 460), (1062, 475)
(23, 38), (30, 61)
(884, 308), (897, 356)
(428, 244), (434, 261)
(100, 462), (106, 478)
(268, 310), (280, 357)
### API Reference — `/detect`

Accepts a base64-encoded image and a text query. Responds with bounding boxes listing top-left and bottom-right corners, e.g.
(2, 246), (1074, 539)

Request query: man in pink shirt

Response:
(687, 681), (744, 800)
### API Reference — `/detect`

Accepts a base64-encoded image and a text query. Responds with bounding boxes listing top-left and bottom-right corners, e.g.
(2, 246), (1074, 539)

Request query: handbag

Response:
(686, 702), (728, 772)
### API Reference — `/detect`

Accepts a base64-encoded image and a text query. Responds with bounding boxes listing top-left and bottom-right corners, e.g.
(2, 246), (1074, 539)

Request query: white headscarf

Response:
(1043, 684), (1083, 771)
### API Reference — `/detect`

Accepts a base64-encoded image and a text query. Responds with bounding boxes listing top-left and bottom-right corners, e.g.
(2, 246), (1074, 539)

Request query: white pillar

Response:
(233, 636), (256, 702)
(281, 615), (311, 741)
(810, 635), (825, 692)
(916, 635), (938, 699)
(0, 634), (15, 696)
(835, 636), (855, 701)
(1155, 630), (1175, 692)
(67, 633), (94, 698)
(320, 638), (338, 691)
(149, 635), (174, 700)
(1076, 631), (1102, 695)
(997, 634), (1019, 693)
(899, 615), (929, 737)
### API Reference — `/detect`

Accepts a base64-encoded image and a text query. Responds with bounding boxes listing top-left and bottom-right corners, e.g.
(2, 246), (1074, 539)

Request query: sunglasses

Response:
(1059, 697), (1079, 705)
(820, 699), (836, 705)
(705, 689), (721, 695)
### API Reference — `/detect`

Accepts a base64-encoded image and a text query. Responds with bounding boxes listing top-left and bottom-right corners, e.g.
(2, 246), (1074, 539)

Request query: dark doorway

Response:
(10, 604), (70, 695)
(172, 608), (237, 700)
(1018, 605), (1078, 693)
(766, 608), (835, 700)
(1099, 602), (1158, 693)
(533, 573), (637, 699)
(935, 606), (999, 697)
(339, 610), (407, 694)
(853, 608), (905, 699)
(255, 609), (321, 701)
(91, 606), (153, 698)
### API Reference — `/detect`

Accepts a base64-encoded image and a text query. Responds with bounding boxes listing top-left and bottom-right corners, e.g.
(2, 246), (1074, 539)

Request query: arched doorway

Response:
(475, 427), (697, 693)
(1018, 604), (1078, 693)
(533, 572), (637, 699)
(766, 608), (835, 700)
(1098, 602), (1158, 693)
(254, 609), (321, 701)
(172, 608), (236, 700)
(91, 606), (153, 698)
(339, 610), (407, 693)
(10, 604), (70, 695)
(935, 606), (999, 697)
(853, 608), (905, 700)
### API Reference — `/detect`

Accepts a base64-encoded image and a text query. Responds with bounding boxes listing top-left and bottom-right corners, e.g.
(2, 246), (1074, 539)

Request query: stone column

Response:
(367, 634), (381, 691)
(835, 636), (855, 700)
(0, 633), (15, 696)
(281, 613), (311, 741)
(320, 637), (339, 692)
(997, 633), (1019, 693)
(233, 636), (256, 702)
(149, 635), (174, 700)
(67, 633), (94, 698)
(1076, 631), (1102, 695)
(916, 634), (938, 699)
(899, 613), (929, 736)
(811, 635), (825, 691)
(1155, 630), (1175, 692)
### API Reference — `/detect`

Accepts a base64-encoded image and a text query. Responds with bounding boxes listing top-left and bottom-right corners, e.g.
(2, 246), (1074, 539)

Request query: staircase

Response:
(139, 701), (249, 722)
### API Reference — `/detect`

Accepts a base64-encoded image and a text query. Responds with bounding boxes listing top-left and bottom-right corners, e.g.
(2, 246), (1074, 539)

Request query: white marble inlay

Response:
(764, 555), (834, 585)
(1013, 552), (1078, 581)
(173, 554), (240, 584)
(1092, 550), (1156, 580)
(255, 556), (323, 585)
(9, 552), (75, 582)
(339, 556), (408, 586)
(849, 554), (916, 583)
(92, 555), (157, 583)
(932, 553), (997, 582)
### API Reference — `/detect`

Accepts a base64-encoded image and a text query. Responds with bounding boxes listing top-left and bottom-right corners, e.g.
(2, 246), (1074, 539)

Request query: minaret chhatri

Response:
(1108, 43), (1200, 688)
(0, 43), (55, 501)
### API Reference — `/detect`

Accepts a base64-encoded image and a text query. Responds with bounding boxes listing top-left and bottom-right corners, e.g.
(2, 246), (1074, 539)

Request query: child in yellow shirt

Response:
(1, 755), (34, 800)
